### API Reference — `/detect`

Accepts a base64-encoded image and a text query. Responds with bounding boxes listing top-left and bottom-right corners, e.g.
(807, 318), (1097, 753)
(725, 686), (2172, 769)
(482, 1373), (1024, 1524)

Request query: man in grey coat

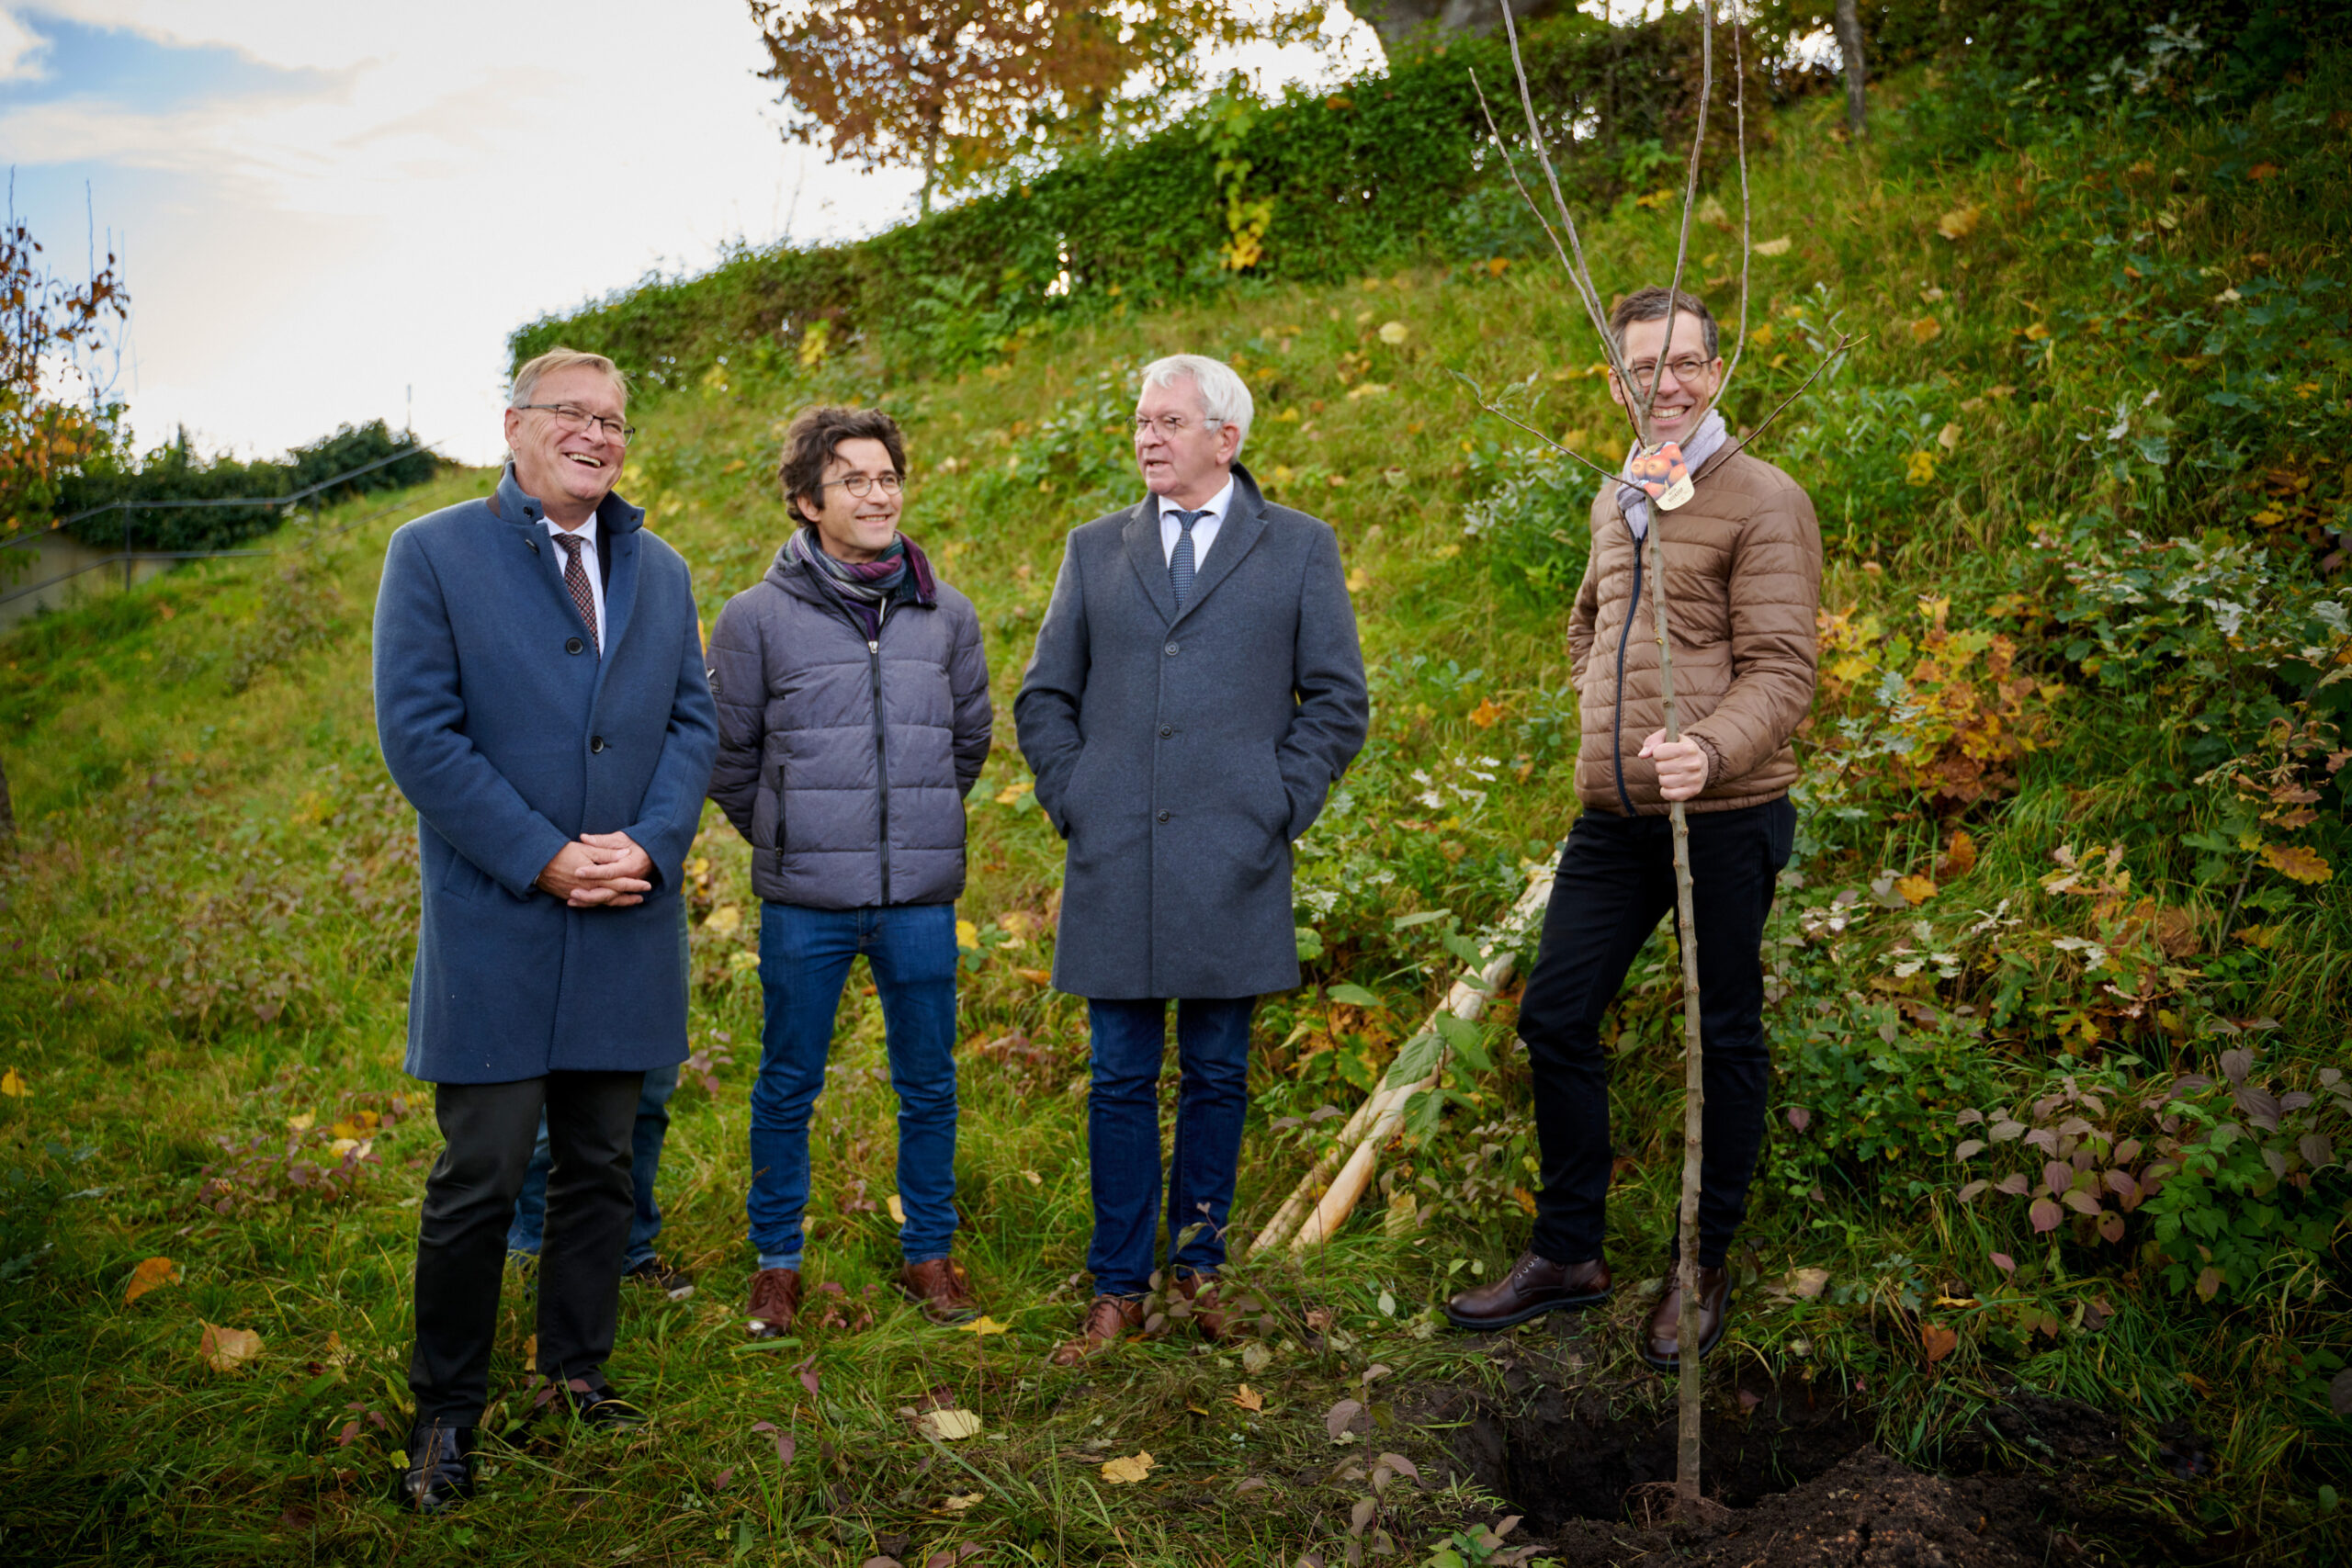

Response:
(374, 348), (718, 1510)
(707, 405), (991, 1338)
(1017, 354), (1368, 1366)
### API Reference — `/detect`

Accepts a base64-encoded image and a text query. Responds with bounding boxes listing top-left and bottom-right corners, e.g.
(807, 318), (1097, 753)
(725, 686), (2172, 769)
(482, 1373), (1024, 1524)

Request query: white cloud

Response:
(0, 8), (45, 79)
(3, 1), (1379, 468)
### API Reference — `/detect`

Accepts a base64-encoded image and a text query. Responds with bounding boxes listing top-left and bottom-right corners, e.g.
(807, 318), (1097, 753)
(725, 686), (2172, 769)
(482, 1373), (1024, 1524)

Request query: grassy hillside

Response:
(2, 39), (2348, 1568)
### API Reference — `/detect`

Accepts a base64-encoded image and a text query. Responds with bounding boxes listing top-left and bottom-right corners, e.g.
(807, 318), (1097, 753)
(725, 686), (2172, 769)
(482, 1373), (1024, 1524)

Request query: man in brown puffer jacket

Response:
(1446, 287), (1821, 1369)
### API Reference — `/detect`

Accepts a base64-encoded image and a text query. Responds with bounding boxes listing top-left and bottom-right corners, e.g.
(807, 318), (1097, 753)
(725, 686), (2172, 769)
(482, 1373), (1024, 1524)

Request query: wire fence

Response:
(0, 443), (445, 611)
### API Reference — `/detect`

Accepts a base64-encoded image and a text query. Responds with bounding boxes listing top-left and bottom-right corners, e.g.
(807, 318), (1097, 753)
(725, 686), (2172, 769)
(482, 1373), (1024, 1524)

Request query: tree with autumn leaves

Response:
(2, 201), (128, 540)
(748, 0), (1325, 215)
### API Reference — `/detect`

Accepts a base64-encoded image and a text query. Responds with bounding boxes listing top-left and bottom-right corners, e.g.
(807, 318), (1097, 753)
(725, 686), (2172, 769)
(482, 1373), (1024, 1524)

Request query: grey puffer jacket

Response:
(707, 539), (990, 909)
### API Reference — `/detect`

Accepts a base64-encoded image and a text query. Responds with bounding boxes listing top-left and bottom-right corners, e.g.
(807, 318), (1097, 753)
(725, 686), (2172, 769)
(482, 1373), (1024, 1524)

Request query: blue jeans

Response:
(506, 1060), (677, 1274)
(1086, 997), (1255, 1298)
(749, 900), (960, 1271)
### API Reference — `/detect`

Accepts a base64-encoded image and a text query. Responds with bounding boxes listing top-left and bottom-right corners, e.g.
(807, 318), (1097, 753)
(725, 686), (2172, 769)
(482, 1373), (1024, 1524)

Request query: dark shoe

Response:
(555, 1380), (647, 1431)
(1642, 1264), (1731, 1371)
(1170, 1273), (1233, 1343)
(626, 1254), (695, 1301)
(746, 1267), (801, 1340)
(1444, 1251), (1612, 1330)
(397, 1420), (475, 1513)
(1048, 1294), (1147, 1368)
(899, 1258), (980, 1325)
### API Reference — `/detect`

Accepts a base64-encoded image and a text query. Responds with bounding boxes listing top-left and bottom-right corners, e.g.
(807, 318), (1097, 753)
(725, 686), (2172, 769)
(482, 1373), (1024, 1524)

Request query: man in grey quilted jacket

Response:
(706, 405), (991, 1336)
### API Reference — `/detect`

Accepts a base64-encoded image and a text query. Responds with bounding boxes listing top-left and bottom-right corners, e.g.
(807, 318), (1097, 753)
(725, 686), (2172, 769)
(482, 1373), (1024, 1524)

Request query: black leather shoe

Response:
(397, 1420), (475, 1514)
(1444, 1251), (1612, 1330)
(1641, 1264), (1731, 1370)
(559, 1381), (647, 1431)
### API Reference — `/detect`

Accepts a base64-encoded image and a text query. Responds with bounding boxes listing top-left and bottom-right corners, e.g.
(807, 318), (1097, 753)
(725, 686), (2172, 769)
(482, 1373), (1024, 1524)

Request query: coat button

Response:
(590, 736), (606, 753)
(1159, 725), (1174, 738)
(565, 637), (584, 655)
(1157, 809), (1170, 823)
(1165, 642), (1179, 656)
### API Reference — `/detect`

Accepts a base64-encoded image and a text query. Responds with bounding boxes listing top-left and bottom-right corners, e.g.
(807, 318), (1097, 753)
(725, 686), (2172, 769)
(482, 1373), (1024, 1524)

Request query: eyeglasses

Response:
(516, 402), (636, 444)
(1131, 414), (1225, 437)
(822, 472), (903, 497)
(1621, 356), (1716, 391)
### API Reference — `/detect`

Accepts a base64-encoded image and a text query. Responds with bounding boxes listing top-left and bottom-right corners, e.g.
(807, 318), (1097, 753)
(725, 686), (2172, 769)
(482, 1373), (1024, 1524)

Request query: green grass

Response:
(2, 50), (2349, 1568)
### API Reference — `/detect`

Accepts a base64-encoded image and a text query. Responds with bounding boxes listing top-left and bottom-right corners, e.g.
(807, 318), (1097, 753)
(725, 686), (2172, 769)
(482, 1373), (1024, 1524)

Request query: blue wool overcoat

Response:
(373, 466), (719, 1084)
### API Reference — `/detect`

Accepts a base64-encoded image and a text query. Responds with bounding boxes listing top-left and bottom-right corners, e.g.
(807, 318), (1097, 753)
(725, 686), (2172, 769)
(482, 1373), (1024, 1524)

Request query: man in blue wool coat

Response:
(373, 348), (718, 1512)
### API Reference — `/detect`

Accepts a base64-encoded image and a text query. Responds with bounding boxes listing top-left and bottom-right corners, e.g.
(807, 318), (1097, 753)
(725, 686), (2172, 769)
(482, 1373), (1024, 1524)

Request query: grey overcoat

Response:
(1015, 463), (1368, 999)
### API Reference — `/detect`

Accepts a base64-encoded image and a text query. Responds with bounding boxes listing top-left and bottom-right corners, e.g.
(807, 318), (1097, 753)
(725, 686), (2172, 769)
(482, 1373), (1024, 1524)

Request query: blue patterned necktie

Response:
(1168, 508), (1206, 607)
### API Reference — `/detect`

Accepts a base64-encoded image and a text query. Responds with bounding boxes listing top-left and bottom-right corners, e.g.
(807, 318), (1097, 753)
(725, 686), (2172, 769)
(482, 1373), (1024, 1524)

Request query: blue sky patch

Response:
(3, 8), (344, 111)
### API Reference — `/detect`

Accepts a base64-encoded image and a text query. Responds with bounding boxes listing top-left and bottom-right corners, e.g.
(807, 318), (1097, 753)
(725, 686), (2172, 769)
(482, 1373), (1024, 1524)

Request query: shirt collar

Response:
(1159, 473), (1236, 524)
(543, 511), (599, 551)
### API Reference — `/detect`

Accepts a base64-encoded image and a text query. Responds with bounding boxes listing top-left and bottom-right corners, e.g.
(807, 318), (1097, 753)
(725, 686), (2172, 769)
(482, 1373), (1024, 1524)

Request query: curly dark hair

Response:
(777, 405), (909, 522)
(1608, 286), (1720, 360)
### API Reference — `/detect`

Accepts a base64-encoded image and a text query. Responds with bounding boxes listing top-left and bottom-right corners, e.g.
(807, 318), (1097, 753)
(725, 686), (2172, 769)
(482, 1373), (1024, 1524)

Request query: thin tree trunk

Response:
(919, 120), (941, 218)
(1833, 0), (1868, 139)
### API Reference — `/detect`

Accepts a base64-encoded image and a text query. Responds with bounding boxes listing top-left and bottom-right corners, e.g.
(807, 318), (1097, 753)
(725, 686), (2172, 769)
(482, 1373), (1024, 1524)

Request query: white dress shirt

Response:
(543, 512), (605, 650)
(1157, 474), (1236, 570)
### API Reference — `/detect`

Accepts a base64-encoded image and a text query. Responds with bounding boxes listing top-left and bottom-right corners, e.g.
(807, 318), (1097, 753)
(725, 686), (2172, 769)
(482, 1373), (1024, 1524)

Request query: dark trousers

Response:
(507, 1062), (680, 1273)
(1085, 997), (1255, 1297)
(409, 1070), (643, 1425)
(1516, 796), (1794, 1269)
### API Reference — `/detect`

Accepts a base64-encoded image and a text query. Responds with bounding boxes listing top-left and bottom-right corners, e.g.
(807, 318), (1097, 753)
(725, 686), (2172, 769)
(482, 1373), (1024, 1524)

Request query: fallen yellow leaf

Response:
(1911, 316), (1944, 344)
(1895, 874), (1938, 906)
(1233, 1384), (1264, 1412)
(124, 1257), (181, 1304)
(1013, 967), (1054, 987)
(956, 919), (980, 950)
(958, 1315), (1012, 1336)
(1466, 698), (1505, 729)
(199, 1322), (263, 1373)
(1936, 204), (1983, 241)
(941, 1492), (984, 1512)
(1101, 1450), (1157, 1483)
(1377, 321), (1408, 344)
(0, 1067), (28, 1099)
(887, 1193), (907, 1224)
(1752, 236), (1792, 256)
(2261, 843), (2333, 885)
(703, 905), (742, 937)
(919, 1408), (984, 1441)
(1022, 1169), (1043, 1187)
(286, 1112), (314, 1133)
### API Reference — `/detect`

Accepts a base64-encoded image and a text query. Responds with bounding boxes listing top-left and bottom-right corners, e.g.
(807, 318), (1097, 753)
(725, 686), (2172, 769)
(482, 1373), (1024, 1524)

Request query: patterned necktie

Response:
(1168, 508), (1205, 607)
(554, 531), (598, 650)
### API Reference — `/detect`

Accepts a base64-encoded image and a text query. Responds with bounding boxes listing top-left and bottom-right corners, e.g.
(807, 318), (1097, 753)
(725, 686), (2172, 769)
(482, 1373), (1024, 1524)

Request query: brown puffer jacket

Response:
(1566, 446), (1822, 816)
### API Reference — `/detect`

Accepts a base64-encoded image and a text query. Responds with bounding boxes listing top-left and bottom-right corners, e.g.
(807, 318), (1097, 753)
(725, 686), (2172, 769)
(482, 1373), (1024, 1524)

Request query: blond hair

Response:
(509, 347), (628, 409)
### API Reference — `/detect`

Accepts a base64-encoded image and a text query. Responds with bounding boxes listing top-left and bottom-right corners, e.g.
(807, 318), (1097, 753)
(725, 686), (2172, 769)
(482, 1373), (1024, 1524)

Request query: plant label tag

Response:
(1633, 441), (1694, 509)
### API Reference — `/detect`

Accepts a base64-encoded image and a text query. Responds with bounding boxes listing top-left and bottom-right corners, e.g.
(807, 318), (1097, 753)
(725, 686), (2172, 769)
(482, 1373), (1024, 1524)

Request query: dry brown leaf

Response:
(1013, 967), (1055, 987)
(199, 1321), (263, 1373)
(919, 1408), (983, 1441)
(2260, 843), (2332, 885)
(1100, 1450), (1156, 1483)
(1325, 1397), (1363, 1440)
(1784, 1266), (1831, 1300)
(1920, 1324), (1960, 1365)
(1937, 830), (1978, 879)
(1233, 1383), (1264, 1412)
(124, 1257), (181, 1305)
(1911, 317), (1944, 344)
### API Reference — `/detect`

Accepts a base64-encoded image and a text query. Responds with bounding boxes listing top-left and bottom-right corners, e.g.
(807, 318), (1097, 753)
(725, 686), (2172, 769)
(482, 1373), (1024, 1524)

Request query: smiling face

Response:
(1133, 373), (1241, 508)
(1606, 313), (1724, 446)
(503, 364), (627, 522)
(795, 436), (902, 563)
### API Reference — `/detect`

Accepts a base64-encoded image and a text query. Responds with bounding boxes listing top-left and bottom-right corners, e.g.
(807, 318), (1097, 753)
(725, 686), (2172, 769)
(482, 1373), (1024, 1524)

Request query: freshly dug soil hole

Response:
(1494, 1377), (1873, 1524)
(1538, 1445), (2048, 1568)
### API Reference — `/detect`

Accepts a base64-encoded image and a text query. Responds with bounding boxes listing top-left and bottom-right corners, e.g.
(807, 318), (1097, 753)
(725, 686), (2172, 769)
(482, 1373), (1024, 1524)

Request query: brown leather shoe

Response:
(899, 1258), (980, 1325)
(1170, 1273), (1233, 1342)
(1642, 1264), (1731, 1370)
(745, 1267), (800, 1340)
(1444, 1251), (1612, 1330)
(1048, 1294), (1146, 1368)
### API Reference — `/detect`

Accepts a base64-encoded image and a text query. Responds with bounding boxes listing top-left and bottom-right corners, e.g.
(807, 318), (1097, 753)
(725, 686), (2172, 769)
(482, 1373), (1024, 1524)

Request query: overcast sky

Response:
(2, 2), (1381, 468)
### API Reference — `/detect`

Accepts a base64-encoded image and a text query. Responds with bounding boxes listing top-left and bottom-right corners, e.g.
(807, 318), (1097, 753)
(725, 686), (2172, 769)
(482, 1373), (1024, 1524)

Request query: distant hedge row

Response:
(59, 420), (437, 555)
(510, 0), (2351, 389)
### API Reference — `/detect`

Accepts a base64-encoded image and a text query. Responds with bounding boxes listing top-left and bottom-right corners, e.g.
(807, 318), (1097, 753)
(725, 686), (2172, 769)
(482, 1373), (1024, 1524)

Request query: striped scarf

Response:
(787, 526), (933, 637)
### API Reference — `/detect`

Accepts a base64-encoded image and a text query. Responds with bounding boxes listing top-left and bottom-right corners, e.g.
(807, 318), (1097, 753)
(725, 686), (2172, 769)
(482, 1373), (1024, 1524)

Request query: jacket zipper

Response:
(868, 635), (890, 904)
(1611, 535), (1643, 817)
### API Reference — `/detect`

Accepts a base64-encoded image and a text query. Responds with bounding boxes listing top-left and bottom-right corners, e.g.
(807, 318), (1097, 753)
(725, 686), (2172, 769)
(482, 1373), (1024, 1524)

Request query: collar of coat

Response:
(486, 462), (647, 536)
(1118, 459), (1272, 626)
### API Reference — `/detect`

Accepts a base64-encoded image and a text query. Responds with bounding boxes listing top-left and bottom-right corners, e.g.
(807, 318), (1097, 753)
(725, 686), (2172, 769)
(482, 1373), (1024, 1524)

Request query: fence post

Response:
(122, 506), (132, 592)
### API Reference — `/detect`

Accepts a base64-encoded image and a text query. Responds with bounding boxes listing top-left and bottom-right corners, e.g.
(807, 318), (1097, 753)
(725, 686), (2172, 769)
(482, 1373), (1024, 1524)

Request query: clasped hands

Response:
(535, 830), (654, 908)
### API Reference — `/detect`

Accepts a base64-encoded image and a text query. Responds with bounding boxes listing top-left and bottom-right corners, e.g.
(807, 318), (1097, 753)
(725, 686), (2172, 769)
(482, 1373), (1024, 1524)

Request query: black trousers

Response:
(408, 1070), (643, 1426)
(1515, 796), (1794, 1269)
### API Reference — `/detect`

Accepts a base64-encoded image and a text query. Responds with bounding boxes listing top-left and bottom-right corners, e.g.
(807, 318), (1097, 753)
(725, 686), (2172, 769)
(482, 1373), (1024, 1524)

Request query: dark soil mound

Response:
(1540, 1445), (2041, 1567)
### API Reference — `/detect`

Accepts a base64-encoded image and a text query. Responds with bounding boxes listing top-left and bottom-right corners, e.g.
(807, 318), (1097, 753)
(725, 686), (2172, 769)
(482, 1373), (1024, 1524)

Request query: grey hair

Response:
(509, 347), (628, 409)
(1137, 354), (1252, 452)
